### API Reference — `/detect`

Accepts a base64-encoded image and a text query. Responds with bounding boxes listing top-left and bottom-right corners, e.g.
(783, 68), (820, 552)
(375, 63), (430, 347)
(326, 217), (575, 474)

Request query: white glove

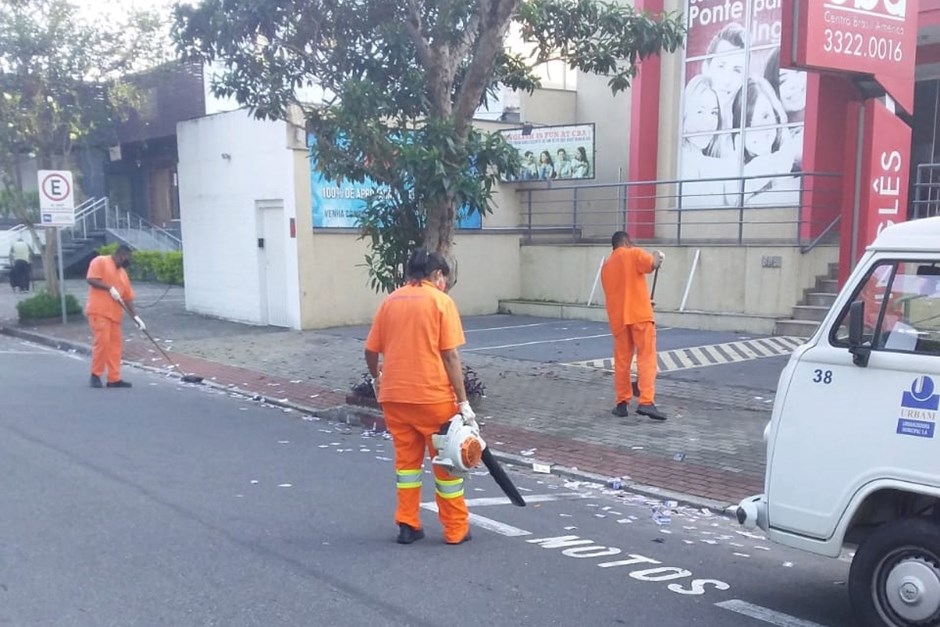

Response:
(654, 250), (666, 263)
(109, 286), (122, 302)
(458, 401), (477, 427)
(133, 315), (145, 331)
(371, 372), (381, 399)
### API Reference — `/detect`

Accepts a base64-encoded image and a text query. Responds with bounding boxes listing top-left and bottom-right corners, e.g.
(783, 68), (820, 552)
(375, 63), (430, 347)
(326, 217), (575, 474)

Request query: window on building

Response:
(678, 1), (806, 210)
(832, 261), (940, 356)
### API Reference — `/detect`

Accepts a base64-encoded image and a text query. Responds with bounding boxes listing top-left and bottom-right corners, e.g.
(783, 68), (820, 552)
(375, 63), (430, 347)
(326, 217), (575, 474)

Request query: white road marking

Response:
(464, 322), (556, 333)
(466, 333), (611, 352)
(0, 350), (59, 355)
(715, 599), (830, 627)
(460, 493), (585, 507)
(420, 502), (531, 537)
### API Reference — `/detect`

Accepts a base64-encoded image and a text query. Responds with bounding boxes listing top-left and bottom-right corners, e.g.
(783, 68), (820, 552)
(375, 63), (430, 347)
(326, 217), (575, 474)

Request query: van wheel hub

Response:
(884, 556), (940, 624)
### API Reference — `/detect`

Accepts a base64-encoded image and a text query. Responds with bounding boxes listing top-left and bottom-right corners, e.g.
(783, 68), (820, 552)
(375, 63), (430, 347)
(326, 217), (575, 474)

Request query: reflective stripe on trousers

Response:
(435, 477), (464, 500)
(396, 468), (422, 489)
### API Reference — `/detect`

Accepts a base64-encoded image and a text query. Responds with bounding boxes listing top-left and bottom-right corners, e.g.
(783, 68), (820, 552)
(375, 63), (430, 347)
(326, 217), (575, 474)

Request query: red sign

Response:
(839, 97), (912, 283)
(857, 98), (911, 245)
(788, 0), (918, 113)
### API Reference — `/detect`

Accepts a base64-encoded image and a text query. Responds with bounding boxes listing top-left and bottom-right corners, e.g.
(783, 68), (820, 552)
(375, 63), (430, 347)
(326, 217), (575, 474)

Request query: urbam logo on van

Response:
(897, 376), (938, 439)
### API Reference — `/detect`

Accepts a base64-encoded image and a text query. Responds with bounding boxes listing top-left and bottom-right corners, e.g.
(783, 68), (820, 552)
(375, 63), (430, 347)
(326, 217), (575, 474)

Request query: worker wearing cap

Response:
(601, 231), (666, 420)
(364, 249), (474, 545)
(86, 245), (145, 388)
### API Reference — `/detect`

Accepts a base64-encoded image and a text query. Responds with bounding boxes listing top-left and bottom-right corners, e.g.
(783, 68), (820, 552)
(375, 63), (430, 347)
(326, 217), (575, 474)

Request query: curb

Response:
(2, 324), (739, 517)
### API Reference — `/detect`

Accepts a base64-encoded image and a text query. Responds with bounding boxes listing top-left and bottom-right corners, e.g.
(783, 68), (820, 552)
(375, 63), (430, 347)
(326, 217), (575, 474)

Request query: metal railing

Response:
(912, 163), (940, 220)
(103, 202), (182, 252)
(515, 171), (843, 247)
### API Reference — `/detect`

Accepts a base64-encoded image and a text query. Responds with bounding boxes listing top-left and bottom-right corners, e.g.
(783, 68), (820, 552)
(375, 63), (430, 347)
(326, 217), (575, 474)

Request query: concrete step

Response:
(806, 292), (837, 308)
(817, 278), (839, 293)
(775, 319), (820, 338)
(792, 305), (830, 322)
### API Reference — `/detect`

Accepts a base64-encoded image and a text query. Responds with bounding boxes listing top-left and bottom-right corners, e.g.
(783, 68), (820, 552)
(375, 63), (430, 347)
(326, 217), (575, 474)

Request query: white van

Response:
(736, 217), (940, 627)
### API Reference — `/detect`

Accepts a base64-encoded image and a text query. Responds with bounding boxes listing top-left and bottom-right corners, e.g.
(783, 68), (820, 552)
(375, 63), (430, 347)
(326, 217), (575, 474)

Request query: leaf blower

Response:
(431, 415), (526, 507)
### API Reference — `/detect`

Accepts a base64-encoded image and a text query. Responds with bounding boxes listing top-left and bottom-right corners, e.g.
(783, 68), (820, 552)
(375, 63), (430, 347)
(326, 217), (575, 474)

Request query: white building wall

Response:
(177, 109), (302, 328)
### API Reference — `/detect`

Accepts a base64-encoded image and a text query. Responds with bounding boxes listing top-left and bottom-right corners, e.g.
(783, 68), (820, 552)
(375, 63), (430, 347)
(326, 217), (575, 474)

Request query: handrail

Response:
(800, 214), (841, 254)
(515, 171), (844, 247)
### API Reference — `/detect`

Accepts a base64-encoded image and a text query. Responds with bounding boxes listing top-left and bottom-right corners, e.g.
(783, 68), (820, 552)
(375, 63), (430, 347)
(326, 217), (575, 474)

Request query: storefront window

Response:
(679, 1), (807, 209)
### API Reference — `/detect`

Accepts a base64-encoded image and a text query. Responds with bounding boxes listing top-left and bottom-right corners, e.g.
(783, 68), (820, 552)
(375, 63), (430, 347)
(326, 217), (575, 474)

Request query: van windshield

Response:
(833, 262), (940, 355)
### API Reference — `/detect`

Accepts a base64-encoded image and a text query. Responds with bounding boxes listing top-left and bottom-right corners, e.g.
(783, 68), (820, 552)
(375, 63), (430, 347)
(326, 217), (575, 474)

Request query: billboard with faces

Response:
(679, 0), (807, 209)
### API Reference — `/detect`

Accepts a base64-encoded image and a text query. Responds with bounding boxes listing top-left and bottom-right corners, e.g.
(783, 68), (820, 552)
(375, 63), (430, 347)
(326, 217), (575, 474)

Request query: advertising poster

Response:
(309, 134), (482, 229)
(500, 124), (595, 182)
(680, 0), (806, 208)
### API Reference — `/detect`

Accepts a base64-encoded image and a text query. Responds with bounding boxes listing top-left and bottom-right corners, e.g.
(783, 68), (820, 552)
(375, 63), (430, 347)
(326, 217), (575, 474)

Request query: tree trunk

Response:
(425, 196), (459, 287)
(42, 229), (59, 297)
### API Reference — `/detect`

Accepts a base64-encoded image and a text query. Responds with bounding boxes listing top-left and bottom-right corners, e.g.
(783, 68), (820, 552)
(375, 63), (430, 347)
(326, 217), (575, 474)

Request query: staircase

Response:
(774, 262), (840, 337)
(1, 197), (182, 278)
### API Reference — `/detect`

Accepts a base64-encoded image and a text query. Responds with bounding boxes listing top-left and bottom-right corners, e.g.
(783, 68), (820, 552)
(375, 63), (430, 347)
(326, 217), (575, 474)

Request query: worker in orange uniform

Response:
(601, 231), (666, 420)
(364, 249), (474, 545)
(86, 245), (145, 388)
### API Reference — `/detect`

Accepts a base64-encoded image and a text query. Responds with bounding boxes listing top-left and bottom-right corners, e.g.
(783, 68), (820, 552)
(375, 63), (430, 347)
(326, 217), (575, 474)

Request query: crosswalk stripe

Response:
(743, 340), (770, 358)
(688, 346), (712, 365)
(564, 336), (804, 374)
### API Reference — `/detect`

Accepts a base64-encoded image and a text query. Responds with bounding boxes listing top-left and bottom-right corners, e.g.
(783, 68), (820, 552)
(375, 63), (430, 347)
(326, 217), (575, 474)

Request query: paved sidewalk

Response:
(1, 280), (774, 509)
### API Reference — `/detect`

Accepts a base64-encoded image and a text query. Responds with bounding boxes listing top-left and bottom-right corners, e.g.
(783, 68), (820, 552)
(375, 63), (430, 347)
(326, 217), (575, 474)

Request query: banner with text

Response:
(308, 134), (482, 229)
(500, 124), (596, 182)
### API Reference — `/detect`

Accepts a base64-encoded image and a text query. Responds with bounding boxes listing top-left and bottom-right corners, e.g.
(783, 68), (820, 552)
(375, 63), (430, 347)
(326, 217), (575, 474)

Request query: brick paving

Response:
(1, 281), (771, 508)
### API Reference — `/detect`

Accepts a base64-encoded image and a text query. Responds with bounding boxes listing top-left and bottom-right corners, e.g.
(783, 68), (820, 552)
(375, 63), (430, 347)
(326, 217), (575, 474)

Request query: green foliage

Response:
(16, 291), (82, 321)
(95, 245), (184, 285)
(174, 0), (685, 291)
(0, 0), (170, 178)
(0, 189), (38, 221)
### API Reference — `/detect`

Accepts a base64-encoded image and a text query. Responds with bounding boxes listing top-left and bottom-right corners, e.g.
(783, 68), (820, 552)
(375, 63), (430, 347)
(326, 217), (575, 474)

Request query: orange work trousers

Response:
(89, 314), (123, 383)
(613, 321), (657, 405)
(383, 401), (469, 544)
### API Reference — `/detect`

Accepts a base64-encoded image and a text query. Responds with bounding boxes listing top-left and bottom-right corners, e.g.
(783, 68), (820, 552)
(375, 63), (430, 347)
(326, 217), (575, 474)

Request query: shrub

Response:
(463, 365), (486, 398)
(350, 367), (486, 399)
(17, 291), (83, 321)
(96, 244), (183, 285)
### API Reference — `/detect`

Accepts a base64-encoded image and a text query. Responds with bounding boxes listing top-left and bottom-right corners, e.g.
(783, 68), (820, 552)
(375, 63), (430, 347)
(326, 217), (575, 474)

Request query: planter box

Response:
(346, 393), (379, 410)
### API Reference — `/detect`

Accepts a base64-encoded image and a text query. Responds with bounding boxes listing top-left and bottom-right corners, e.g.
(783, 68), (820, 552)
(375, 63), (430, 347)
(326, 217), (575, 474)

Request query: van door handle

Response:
(257, 238), (265, 249)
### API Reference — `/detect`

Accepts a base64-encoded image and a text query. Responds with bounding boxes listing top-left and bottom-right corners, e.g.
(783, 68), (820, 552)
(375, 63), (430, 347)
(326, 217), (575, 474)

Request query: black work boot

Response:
(637, 404), (667, 421)
(447, 531), (472, 545)
(396, 523), (425, 545)
(90, 375), (103, 388)
(611, 402), (629, 417)
(106, 380), (133, 388)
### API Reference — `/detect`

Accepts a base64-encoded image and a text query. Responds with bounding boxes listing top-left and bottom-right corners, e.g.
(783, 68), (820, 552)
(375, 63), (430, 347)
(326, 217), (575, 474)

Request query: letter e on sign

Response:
(37, 169), (75, 227)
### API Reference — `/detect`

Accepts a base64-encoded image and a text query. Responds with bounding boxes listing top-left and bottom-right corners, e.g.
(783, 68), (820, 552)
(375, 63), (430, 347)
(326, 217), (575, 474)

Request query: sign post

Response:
(37, 170), (75, 323)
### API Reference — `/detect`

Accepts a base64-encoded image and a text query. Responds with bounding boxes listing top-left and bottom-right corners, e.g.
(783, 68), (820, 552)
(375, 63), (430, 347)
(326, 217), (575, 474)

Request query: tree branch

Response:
(404, 0), (433, 72)
(453, 0), (519, 134)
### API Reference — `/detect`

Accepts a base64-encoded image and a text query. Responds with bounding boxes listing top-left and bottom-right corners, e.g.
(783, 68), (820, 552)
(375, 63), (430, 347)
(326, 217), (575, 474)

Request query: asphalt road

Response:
(0, 335), (854, 626)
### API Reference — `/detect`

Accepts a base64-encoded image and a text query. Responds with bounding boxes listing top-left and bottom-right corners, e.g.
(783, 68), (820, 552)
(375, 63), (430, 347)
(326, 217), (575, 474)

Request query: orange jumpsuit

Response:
(364, 280), (470, 544)
(601, 246), (657, 405)
(86, 255), (134, 384)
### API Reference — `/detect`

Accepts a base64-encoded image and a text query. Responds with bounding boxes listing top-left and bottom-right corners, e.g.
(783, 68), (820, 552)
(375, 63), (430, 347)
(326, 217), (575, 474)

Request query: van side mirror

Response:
(848, 300), (871, 367)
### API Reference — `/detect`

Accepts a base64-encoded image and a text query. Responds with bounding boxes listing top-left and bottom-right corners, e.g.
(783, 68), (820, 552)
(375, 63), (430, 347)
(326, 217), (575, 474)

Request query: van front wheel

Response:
(849, 518), (940, 627)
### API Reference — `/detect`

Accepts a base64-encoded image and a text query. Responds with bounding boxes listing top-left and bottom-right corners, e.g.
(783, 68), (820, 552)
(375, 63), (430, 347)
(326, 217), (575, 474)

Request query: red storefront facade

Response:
(627, 0), (940, 284)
